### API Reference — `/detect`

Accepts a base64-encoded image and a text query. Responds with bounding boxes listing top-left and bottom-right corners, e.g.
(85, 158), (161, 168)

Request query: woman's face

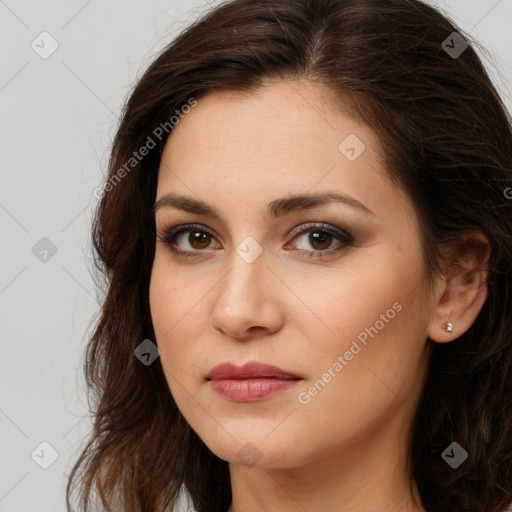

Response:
(149, 79), (439, 470)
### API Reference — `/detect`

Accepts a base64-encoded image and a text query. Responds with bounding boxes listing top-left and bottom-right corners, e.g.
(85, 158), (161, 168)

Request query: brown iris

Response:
(188, 231), (212, 249)
(308, 230), (333, 251)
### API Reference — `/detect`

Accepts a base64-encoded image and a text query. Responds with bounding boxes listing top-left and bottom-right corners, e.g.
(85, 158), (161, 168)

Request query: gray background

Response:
(1, 1), (511, 510)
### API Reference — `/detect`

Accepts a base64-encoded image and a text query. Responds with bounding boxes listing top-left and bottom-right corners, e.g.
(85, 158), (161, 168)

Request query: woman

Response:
(67, 0), (512, 511)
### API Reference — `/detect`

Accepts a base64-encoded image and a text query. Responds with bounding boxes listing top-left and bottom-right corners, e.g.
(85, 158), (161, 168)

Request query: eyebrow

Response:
(152, 191), (374, 220)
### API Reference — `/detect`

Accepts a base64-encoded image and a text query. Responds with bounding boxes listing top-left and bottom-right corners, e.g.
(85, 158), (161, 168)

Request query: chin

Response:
(198, 430), (304, 469)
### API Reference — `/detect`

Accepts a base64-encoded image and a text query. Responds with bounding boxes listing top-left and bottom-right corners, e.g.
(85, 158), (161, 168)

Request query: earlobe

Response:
(427, 232), (490, 344)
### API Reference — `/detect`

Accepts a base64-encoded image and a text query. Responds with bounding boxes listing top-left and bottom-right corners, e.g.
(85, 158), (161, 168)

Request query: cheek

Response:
(149, 263), (185, 371)
(291, 296), (429, 459)
(292, 254), (411, 355)
(149, 261), (208, 390)
(293, 248), (429, 401)
(149, 256), (191, 341)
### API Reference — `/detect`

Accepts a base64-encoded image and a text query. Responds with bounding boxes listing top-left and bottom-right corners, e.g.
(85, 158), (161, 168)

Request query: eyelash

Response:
(156, 222), (355, 260)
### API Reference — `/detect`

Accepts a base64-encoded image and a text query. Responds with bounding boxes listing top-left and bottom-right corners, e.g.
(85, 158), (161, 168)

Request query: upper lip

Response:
(206, 361), (301, 380)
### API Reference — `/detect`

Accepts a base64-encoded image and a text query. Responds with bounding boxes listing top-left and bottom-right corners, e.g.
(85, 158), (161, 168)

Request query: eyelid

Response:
(156, 223), (220, 252)
(287, 222), (354, 244)
(156, 221), (354, 259)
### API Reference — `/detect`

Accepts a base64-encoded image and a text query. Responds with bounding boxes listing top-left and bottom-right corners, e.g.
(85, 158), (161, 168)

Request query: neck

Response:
(227, 408), (426, 512)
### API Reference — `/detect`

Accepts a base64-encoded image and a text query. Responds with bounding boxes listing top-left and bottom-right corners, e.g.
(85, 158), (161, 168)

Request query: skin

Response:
(149, 78), (490, 512)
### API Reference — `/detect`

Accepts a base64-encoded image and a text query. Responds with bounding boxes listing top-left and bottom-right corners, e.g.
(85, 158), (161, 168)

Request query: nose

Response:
(209, 245), (285, 341)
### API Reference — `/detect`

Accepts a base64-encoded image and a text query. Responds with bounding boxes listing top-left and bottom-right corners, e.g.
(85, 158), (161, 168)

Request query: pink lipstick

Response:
(206, 361), (301, 402)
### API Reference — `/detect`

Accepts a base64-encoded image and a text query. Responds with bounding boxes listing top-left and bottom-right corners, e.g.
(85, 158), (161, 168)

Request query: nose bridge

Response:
(220, 235), (267, 303)
(210, 235), (282, 337)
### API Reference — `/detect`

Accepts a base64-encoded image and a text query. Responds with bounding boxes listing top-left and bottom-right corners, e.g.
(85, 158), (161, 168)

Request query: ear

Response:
(427, 231), (491, 343)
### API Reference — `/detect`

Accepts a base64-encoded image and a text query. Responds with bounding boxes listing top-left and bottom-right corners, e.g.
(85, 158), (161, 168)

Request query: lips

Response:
(206, 361), (301, 402)
(206, 361), (300, 380)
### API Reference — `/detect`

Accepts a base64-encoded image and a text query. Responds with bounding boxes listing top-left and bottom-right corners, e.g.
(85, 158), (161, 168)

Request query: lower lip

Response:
(209, 378), (300, 401)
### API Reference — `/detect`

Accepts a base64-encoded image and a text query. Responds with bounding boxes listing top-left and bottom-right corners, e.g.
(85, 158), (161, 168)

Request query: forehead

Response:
(155, 79), (407, 222)
(161, 80), (383, 172)
(168, 80), (376, 147)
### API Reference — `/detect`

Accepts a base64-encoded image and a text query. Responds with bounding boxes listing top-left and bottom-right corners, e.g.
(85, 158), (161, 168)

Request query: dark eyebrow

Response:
(152, 191), (374, 220)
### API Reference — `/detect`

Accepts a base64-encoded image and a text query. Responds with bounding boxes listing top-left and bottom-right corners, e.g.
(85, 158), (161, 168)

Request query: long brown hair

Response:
(66, 0), (512, 511)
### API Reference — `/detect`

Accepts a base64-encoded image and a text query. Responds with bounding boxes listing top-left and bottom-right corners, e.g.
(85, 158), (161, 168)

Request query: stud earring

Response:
(442, 321), (453, 333)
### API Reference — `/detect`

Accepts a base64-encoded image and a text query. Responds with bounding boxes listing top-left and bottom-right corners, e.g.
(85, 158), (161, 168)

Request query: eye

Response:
(156, 223), (220, 259)
(285, 222), (354, 259)
(156, 222), (354, 260)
